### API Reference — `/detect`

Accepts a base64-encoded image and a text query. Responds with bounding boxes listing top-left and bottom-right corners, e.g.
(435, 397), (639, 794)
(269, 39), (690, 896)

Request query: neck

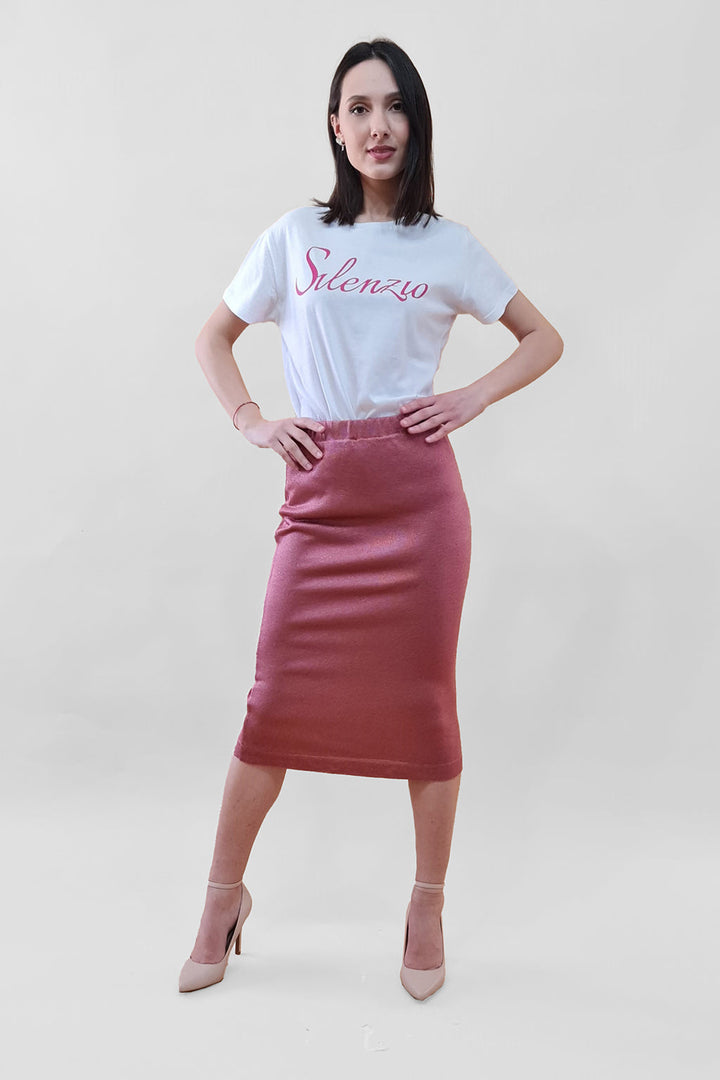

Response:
(357, 178), (400, 221)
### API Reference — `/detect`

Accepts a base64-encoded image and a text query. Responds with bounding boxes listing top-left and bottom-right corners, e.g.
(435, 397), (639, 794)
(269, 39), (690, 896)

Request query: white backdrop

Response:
(2, 0), (717, 1076)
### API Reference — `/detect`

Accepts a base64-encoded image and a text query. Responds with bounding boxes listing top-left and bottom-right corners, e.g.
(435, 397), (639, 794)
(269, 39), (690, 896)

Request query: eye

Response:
(349, 101), (404, 115)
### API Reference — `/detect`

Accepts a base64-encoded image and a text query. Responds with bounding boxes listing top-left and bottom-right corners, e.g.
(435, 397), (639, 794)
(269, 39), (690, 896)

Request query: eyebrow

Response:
(345, 91), (402, 103)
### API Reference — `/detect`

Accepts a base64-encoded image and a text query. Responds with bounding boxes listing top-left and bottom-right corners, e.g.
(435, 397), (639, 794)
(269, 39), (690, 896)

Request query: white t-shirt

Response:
(222, 205), (518, 421)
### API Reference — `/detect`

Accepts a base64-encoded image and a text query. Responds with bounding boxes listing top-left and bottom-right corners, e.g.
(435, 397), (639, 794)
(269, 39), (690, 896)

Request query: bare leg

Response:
(190, 755), (286, 963)
(404, 772), (462, 968)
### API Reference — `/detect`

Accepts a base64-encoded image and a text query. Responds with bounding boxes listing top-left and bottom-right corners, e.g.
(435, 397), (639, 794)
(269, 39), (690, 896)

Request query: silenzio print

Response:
(295, 246), (429, 302)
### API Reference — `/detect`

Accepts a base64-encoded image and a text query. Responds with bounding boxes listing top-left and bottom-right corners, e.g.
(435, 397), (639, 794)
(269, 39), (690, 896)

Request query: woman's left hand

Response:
(398, 386), (485, 442)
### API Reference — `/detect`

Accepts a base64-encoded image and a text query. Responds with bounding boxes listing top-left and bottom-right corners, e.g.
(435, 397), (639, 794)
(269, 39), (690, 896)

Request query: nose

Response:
(370, 109), (390, 138)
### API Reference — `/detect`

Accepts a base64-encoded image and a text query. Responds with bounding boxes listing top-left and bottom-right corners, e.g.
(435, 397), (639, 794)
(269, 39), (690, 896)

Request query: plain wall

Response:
(1, 1), (717, 1076)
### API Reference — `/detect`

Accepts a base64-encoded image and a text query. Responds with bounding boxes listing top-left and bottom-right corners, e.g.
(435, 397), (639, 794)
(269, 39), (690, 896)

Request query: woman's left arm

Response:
(399, 291), (564, 442)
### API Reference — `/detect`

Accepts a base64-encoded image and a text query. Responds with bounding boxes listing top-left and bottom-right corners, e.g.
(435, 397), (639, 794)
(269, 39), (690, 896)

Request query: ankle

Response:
(204, 881), (243, 908)
(411, 882), (444, 906)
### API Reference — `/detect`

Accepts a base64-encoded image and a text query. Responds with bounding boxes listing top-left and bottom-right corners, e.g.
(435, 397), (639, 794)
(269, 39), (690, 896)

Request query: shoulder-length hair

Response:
(311, 38), (440, 228)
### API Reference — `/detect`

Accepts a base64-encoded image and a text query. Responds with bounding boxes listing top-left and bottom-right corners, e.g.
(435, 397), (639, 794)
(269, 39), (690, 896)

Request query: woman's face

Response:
(331, 58), (410, 189)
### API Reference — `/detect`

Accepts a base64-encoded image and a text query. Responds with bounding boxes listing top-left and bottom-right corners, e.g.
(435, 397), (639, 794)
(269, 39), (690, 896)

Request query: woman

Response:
(180, 37), (563, 1001)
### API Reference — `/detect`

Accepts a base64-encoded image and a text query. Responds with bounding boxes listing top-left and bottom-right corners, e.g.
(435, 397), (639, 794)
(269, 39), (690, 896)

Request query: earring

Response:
(335, 137), (345, 152)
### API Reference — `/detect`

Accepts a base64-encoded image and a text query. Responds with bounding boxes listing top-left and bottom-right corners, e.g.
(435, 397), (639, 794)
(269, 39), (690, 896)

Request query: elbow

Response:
(194, 331), (209, 364)
(550, 329), (564, 362)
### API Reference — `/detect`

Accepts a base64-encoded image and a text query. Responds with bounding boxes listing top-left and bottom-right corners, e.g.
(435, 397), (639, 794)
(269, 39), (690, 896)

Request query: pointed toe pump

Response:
(178, 878), (253, 993)
(400, 879), (446, 1001)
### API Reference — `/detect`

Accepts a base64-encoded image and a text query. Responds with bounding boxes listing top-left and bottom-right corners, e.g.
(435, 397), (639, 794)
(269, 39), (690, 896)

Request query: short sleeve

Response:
(222, 226), (280, 325)
(458, 227), (518, 324)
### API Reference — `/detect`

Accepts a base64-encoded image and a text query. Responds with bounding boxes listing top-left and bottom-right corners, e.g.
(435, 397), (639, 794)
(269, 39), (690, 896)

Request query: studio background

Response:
(1, 0), (716, 1076)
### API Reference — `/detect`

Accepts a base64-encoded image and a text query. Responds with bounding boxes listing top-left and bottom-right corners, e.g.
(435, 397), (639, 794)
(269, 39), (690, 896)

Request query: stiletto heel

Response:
(178, 878), (253, 993)
(399, 879), (446, 1001)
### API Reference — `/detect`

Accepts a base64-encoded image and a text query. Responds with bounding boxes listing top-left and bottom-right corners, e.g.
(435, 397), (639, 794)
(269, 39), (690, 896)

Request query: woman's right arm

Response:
(194, 301), (325, 470)
(195, 301), (257, 431)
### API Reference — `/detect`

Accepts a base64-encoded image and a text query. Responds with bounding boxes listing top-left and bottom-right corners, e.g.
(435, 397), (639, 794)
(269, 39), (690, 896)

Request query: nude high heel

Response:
(399, 879), (446, 1001)
(178, 878), (253, 993)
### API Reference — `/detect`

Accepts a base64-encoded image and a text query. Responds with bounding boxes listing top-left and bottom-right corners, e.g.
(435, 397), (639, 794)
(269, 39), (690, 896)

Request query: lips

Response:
(368, 147), (396, 159)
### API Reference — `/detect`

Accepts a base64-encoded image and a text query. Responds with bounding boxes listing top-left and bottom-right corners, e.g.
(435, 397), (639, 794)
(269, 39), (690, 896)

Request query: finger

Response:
(291, 446), (315, 470)
(295, 417), (326, 432)
(277, 436), (313, 470)
(403, 414), (440, 432)
(292, 436), (320, 470)
(277, 447), (295, 468)
(275, 441), (296, 468)
(291, 426), (324, 457)
(425, 423), (449, 442)
(289, 421), (326, 461)
(276, 422), (322, 469)
(400, 398), (434, 413)
(400, 407), (433, 428)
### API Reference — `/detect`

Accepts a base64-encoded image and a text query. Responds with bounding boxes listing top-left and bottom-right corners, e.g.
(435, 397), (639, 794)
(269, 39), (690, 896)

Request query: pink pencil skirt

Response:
(233, 413), (472, 781)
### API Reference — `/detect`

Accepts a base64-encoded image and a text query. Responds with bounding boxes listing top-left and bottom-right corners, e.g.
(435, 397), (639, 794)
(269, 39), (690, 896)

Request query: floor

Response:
(4, 754), (716, 1080)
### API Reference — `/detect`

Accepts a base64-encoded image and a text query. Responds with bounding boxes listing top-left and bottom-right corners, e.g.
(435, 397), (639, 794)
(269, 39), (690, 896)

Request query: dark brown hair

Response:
(311, 38), (440, 228)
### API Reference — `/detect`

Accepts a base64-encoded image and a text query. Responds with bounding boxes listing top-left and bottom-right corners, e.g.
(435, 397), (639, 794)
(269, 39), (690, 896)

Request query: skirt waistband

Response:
(312, 415), (405, 442)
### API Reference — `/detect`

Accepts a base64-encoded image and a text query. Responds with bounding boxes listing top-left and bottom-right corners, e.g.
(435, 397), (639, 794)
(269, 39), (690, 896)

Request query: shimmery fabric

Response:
(233, 414), (472, 780)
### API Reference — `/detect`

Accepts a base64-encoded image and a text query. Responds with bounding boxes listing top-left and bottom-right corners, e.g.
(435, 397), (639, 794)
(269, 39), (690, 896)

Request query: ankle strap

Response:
(208, 878), (243, 889)
(414, 879), (445, 890)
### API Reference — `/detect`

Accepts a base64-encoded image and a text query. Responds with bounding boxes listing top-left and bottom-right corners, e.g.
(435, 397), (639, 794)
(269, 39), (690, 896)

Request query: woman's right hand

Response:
(240, 413), (326, 470)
